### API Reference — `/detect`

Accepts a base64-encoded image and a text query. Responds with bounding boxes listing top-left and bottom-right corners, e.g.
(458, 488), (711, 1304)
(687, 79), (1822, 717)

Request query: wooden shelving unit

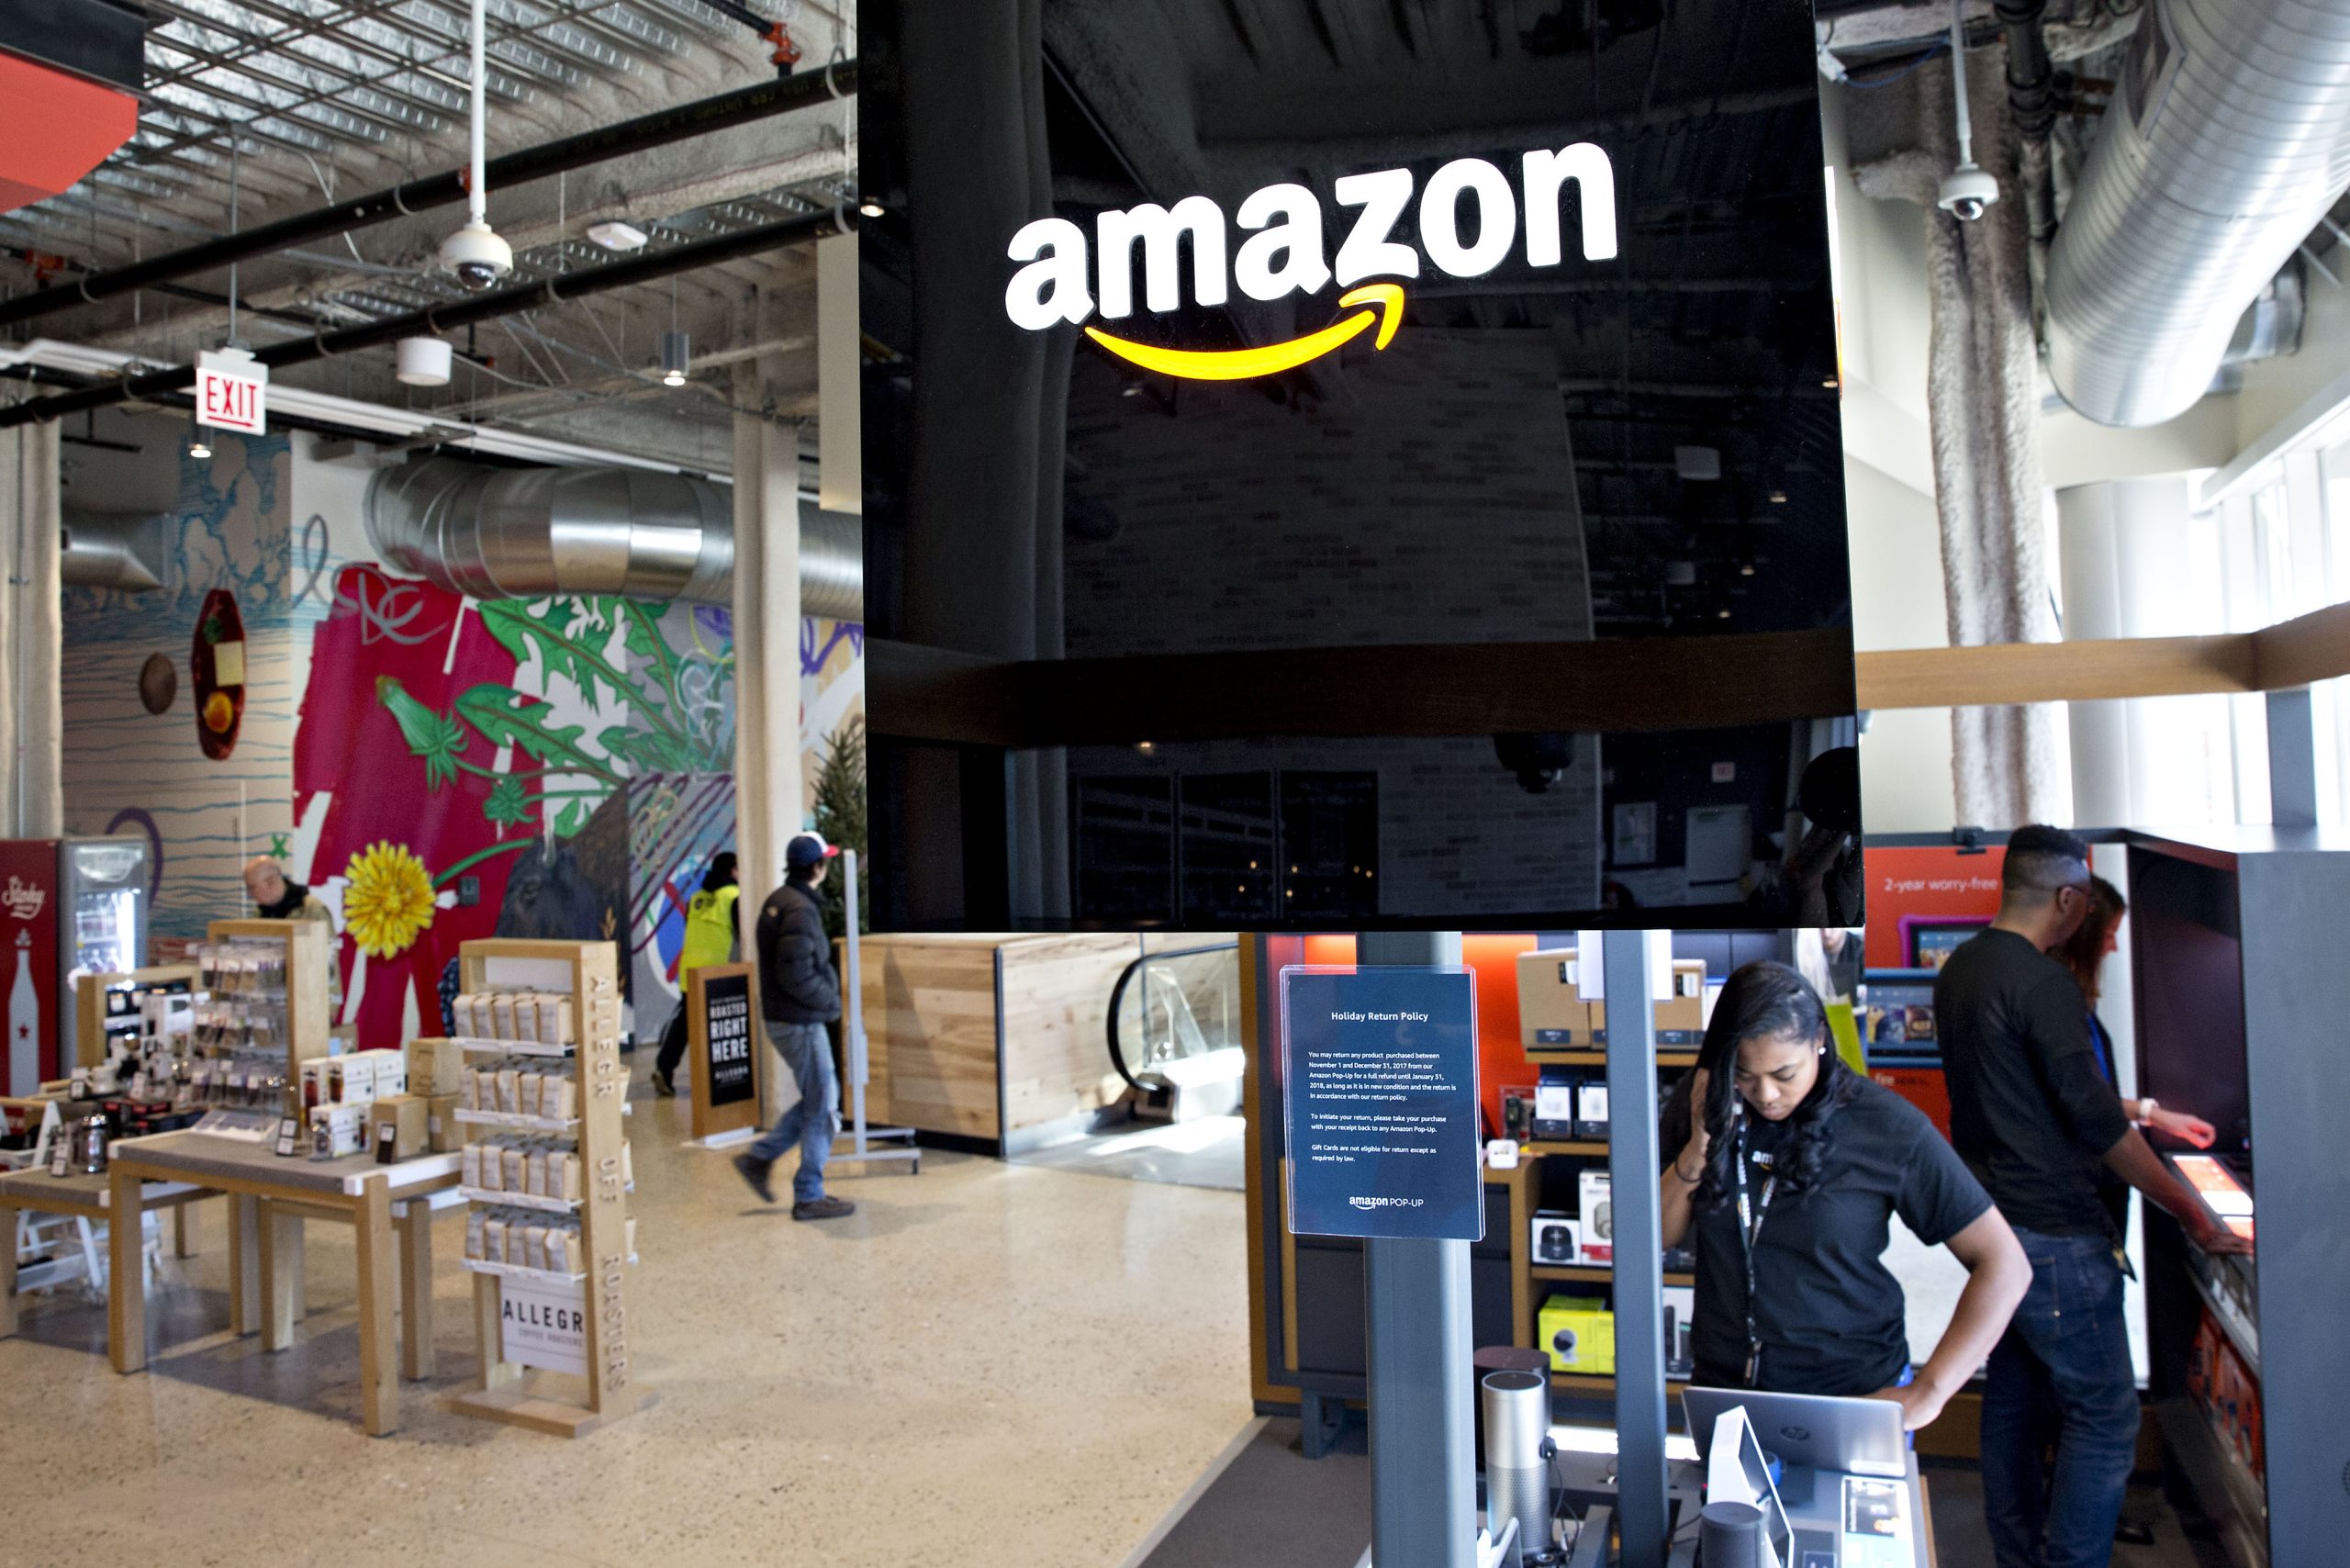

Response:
(204, 917), (331, 1114)
(447, 938), (652, 1439)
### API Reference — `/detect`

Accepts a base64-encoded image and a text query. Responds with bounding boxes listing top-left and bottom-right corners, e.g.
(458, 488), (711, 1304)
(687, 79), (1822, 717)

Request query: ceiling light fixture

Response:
(1769, 487), (1788, 504)
(187, 419), (211, 462)
(396, 336), (453, 386)
(856, 199), (885, 219)
(587, 219), (650, 252)
(659, 330), (690, 387)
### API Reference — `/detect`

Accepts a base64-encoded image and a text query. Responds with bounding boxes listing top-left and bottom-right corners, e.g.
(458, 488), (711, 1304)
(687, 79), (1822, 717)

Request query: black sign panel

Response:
(860, 0), (1862, 934)
(700, 971), (755, 1107)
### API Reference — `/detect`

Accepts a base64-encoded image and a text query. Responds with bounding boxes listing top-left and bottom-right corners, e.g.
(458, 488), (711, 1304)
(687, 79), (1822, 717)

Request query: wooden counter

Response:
(859, 933), (1215, 1151)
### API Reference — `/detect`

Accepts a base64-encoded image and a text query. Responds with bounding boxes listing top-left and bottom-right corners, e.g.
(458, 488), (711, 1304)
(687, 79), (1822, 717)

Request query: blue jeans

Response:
(1981, 1228), (2139, 1568)
(749, 1020), (836, 1204)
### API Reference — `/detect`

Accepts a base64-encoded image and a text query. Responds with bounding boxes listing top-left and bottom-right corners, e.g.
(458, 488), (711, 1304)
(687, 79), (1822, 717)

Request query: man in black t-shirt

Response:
(1938, 825), (2249, 1568)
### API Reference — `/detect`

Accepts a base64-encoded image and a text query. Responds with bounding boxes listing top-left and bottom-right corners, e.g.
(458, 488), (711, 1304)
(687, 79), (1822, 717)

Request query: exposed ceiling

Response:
(1, 0), (856, 473)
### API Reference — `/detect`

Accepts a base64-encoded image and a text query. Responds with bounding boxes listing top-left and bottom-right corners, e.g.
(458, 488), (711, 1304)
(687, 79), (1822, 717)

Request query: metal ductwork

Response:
(364, 456), (862, 619)
(61, 508), (163, 591)
(2043, 0), (2350, 427)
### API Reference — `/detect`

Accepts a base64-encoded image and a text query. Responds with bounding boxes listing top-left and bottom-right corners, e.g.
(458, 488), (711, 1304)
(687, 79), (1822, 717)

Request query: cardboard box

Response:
(328, 1053), (376, 1106)
(1578, 1170), (1614, 1263)
(358, 1047), (408, 1099)
(426, 1092), (461, 1152)
(1539, 1295), (1616, 1375)
(405, 1036), (467, 1096)
(371, 1092), (429, 1160)
(1516, 948), (1589, 1047)
(1579, 960), (1708, 1045)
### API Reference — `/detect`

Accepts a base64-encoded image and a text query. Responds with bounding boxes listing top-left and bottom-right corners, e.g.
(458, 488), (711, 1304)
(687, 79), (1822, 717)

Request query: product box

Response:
(298, 1056), (335, 1110)
(426, 1092), (461, 1152)
(1662, 1285), (1696, 1379)
(405, 1036), (467, 1096)
(1532, 1075), (1578, 1140)
(1578, 958), (1708, 1045)
(1577, 1170), (1614, 1264)
(1516, 948), (1588, 1047)
(1539, 1294), (1615, 1375)
(1574, 1082), (1610, 1139)
(1501, 1083), (1537, 1143)
(358, 1047), (408, 1099)
(309, 1102), (368, 1159)
(1530, 1210), (1580, 1266)
(329, 1052), (376, 1106)
(371, 1093), (429, 1160)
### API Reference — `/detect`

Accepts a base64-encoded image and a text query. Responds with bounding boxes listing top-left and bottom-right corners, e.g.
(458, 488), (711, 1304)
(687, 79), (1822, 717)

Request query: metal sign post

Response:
(1356, 928), (1475, 1568)
(1602, 929), (1670, 1567)
(832, 849), (919, 1171)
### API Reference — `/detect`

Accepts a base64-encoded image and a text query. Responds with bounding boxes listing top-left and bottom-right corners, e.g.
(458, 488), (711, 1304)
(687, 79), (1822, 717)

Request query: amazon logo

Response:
(1002, 145), (1618, 380)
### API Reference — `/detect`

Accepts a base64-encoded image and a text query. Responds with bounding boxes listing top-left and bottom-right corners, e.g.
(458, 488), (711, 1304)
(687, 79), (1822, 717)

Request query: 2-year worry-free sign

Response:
(1281, 965), (1482, 1242)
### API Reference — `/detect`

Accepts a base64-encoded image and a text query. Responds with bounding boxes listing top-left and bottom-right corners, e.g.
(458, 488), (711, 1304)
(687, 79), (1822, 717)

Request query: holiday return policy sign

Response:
(1282, 965), (1482, 1242)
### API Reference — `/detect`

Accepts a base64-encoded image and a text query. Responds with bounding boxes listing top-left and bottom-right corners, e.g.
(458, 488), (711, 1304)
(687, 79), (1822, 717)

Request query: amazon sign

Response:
(1003, 147), (1617, 380)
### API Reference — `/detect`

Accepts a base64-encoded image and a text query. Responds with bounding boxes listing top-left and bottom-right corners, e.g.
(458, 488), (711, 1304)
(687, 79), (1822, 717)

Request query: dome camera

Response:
(439, 218), (514, 292)
(1937, 162), (1999, 223)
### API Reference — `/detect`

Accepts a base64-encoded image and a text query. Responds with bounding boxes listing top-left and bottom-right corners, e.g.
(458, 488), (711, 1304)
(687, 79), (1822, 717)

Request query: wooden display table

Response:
(105, 1131), (460, 1435)
(0, 1166), (209, 1336)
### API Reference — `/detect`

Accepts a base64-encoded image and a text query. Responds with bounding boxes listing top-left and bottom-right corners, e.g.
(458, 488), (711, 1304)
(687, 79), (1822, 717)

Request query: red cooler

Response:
(0, 836), (150, 1092)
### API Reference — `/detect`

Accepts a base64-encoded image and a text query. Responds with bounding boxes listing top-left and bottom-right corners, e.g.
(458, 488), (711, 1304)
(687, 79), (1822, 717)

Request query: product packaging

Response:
(1574, 1082), (1610, 1139)
(491, 994), (520, 1040)
(1516, 948), (1589, 1047)
(359, 1047), (407, 1099)
(372, 1093), (428, 1160)
(406, 1036), (467, 1096)
(1539, 1294), (1616, 1375)
(1577, 1170), (1614, 1264)
(427, 1092), (461, 1152)
(309, 1102), (367, 1159)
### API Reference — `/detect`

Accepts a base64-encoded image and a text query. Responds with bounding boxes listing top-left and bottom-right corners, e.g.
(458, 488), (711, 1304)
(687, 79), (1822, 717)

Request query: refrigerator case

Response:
(0, 836), (149, 1093)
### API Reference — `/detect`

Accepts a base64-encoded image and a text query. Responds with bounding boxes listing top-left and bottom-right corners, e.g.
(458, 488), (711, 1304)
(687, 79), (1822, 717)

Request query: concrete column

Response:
(733, 367), (803, 1123)
(0, 424), (62, 839)
(2056, 476), (2199, 828)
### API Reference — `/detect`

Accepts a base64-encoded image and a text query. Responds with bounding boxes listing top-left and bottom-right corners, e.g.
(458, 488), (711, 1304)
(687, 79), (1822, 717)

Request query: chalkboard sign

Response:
(688, 964), (760, 1144)
(1281, 966), (1483, 1242)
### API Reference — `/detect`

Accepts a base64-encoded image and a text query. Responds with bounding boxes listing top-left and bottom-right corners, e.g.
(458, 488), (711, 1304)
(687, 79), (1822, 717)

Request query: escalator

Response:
(1009, 940), (1248, 1190)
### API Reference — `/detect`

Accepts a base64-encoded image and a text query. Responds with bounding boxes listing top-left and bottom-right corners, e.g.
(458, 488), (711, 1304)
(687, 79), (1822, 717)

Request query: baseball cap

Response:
(786, 832), (840, 871)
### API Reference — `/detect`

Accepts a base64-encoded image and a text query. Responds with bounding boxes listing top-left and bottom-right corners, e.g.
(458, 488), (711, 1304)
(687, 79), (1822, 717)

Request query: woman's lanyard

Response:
(1731, 1119), (1780, 1388)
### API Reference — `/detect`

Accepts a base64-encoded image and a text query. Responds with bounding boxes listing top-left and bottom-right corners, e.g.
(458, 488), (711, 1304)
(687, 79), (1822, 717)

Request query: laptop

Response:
(1683, 1387), (1908, 1478)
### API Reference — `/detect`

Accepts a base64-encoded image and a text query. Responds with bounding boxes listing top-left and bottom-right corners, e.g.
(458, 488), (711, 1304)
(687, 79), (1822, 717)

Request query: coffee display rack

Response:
(197, 919), (332, 1127)
(446, 938), (651, 1438)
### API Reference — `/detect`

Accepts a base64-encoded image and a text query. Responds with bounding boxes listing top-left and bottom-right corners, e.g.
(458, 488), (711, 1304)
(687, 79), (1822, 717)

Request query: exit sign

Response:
(196, 348), (267, 435)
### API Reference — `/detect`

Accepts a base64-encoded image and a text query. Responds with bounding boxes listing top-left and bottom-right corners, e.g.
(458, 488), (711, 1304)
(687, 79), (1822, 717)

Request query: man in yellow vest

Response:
(651, 852), (738, 1098)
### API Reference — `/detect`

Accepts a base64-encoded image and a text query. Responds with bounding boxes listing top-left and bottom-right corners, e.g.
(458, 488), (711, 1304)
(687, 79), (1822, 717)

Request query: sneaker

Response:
(651, 1070), (675, 1098)
(733, 1154), (776, 1204)
(791, 1194), (856, 1222)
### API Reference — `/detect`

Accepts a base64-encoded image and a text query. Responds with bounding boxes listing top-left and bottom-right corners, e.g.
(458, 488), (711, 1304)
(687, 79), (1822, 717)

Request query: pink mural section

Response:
(294, 566), (527, 1046)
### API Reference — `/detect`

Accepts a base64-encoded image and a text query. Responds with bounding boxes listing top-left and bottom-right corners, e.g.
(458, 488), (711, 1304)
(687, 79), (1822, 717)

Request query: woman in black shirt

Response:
(1658, 962), (2031, 1428)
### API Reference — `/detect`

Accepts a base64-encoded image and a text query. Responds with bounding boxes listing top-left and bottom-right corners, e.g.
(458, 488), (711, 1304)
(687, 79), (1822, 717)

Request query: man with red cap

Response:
(735, 831), (854, 1220)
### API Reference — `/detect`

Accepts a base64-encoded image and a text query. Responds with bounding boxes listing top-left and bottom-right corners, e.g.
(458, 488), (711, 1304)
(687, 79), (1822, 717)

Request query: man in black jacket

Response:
(734, 833), (854, 1220)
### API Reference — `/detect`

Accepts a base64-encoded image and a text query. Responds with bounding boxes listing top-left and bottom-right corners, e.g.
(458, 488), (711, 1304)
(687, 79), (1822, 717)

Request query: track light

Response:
(659, 330), (690, 387)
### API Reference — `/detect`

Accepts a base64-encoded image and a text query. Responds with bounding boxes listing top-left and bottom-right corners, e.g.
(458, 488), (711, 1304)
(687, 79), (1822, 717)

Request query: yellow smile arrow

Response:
(1082, 283), (1406, 381)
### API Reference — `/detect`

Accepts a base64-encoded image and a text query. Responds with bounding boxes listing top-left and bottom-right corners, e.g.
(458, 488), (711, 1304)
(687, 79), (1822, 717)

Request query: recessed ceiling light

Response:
(588, 219), (650, 252)
(1740, 564), (1756, 577)
(857, 200), (885, 218)
(1717, 609), (1732, 619)
(1768, 488), (1788, 504)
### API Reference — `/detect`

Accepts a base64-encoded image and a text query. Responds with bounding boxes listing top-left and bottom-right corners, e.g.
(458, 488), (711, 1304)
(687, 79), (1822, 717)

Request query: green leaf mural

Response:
(376, 675), (471, 789)
(484, 775), (532, 824)
(454, 684), (623, 788)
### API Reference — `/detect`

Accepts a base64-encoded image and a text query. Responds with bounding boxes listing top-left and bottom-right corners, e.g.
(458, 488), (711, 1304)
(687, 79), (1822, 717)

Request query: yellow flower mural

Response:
(343, 840), (436, 958)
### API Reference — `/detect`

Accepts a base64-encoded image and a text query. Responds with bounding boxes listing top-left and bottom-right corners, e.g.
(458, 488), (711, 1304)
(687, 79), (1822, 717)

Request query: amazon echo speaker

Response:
(1481, 1369), (1552, 1564)
(1698, 1500), (1765, 1568)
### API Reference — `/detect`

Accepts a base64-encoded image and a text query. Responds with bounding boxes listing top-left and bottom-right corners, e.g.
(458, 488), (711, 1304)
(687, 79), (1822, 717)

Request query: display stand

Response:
(73, 965), (199, 1070)
(446, 937), (652, 1438)
(686, 962), (760, 1147)
(203, 917), (331, 1117)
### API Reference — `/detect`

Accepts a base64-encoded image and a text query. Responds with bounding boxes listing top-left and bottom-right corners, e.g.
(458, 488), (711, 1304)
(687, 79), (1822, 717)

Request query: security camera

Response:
(1937, 162), (1999, 223)
(439, 218), (514, 292)
(1494, 732), (1577, 794)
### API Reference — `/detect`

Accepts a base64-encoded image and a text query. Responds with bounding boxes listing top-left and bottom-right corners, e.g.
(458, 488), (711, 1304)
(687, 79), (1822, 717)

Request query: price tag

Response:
(274, 1115), (301, 1158)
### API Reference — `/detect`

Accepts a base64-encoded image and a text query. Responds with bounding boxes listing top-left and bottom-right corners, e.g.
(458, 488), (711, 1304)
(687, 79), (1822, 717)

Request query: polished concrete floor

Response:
(1, 1090), (1255, 1568)
(1011, 1115), (1248, 1193)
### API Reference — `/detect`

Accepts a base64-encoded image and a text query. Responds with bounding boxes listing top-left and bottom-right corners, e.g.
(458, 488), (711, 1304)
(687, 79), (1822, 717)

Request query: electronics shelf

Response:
(1535, 1264), (1695, 1288)
(2155, 1397), (2269, 1568)
(1524, 1140), (1609, 1158)
(2187, 1261), (2261, 1380)
(1524, 1049), (1699, 1070)
(1552, 1372), (1691, 1395)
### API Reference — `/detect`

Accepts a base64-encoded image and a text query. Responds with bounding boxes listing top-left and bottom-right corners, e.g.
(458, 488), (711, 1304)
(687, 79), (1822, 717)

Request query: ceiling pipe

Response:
(365, 455), (862, 616)
(1992, 0), (2058, 248)
(0, 207), (850, 429)
(2044, 0), (2350, 427)
(0, 58), (857, 330)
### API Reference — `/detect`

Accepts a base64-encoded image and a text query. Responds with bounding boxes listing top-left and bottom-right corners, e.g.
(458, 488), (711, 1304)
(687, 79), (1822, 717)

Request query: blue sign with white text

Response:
(1281, 966), (1483, 1242)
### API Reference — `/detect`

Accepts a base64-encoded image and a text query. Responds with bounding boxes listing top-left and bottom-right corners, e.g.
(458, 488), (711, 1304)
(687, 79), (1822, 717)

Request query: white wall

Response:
(2233, 269), (2350, 453)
